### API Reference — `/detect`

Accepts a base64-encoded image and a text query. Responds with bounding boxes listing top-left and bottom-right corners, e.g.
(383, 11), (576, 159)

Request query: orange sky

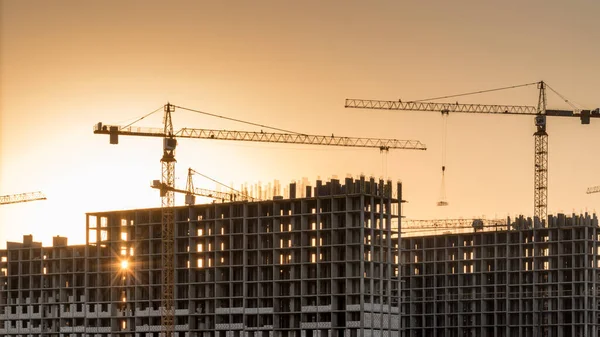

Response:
(1, 1), (599, 248)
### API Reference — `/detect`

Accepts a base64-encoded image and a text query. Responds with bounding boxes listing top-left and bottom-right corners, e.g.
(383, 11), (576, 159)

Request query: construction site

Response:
(3, 192), (600, 337)
(401, 214), (600, 337)
(2, 81), (600, 337)
(1, 177), (402, 337)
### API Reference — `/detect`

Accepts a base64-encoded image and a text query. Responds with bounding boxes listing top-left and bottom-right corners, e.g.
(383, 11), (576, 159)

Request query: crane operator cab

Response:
(535, 115), (546, 131)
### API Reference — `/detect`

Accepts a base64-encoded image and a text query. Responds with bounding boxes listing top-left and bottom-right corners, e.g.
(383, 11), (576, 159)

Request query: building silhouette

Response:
(1, 177), (401, 337)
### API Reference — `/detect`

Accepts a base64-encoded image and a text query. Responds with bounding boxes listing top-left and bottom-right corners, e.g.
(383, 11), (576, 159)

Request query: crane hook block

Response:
(442, 166), (445, 172)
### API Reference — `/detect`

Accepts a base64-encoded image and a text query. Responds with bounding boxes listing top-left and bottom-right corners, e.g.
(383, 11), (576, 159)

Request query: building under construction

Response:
(0, 177), (402, 337)
(4, 175), (600, 337)
(400, 213), (600, 337)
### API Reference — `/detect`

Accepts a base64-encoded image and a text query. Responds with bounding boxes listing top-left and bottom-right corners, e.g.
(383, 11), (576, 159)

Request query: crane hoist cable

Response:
(437, 110), (449, 206)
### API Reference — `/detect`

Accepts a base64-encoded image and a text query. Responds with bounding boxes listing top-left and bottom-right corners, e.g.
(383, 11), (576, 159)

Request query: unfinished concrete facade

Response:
(0, 235), (88, 335)
(1, 177), (402, 337)
(400, 213), (600, 337)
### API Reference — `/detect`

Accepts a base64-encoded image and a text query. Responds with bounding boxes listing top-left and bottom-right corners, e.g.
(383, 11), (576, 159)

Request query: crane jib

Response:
(345, 100), (600, 124)
(93, 123), (427, 150)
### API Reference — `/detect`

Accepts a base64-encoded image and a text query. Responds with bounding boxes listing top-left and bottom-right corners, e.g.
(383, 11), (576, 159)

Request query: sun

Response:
(120, 259), (129, 270)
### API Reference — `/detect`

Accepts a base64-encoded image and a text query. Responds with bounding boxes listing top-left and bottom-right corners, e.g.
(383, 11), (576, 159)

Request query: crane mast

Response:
(161, 103), (176, 336)
(346, 81), (599, 226)
(534, 82), (548, 223)
(95, 103), (427, 336)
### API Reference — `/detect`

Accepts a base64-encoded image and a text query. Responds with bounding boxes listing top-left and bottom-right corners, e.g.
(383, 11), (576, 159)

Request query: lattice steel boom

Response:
(587, 186), (600, 194)
(403, 218), (507, 231)
(94, 125), (427, 151)
(400, 218), (508, 237)
(0, 191), (47, 205)
(403, 218), (507, 229)
(346, 81), (600, 225)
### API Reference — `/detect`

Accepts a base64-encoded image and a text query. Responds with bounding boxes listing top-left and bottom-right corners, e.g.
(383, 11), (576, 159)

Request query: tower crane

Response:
(151, 168), (258, 204)
(345, 81), (599, 225)
(586, 186), (600, 194)
(402, 218), (507, 236)
(0, 191), (46, 205)
(184, 168), (258, 203)
(94, 103), (426, 336)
